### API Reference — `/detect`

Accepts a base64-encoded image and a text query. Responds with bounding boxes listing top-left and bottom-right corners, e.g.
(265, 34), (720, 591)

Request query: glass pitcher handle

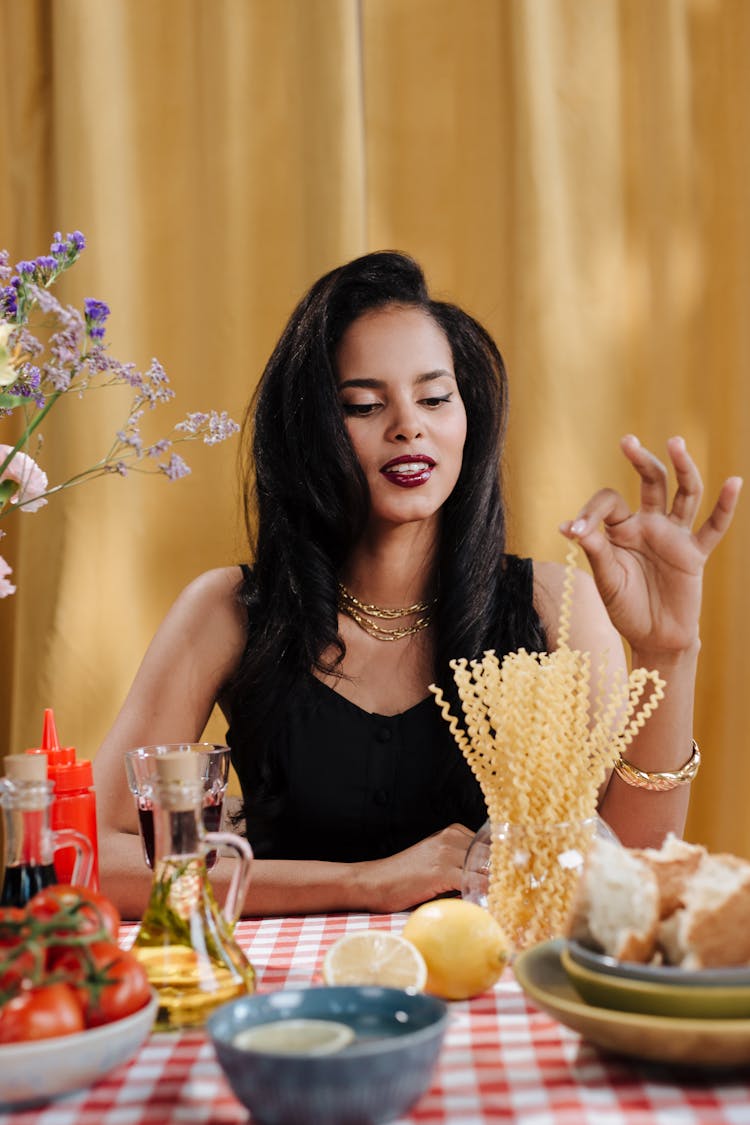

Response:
(204, 831), (253, 926)
(52, 827), (94, 887)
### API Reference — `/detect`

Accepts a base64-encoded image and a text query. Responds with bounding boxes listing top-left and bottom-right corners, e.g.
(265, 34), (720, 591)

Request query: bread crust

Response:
(660, 853), (750, 968)
(568, 835), (750, 969)
(634, 834), (705, 920)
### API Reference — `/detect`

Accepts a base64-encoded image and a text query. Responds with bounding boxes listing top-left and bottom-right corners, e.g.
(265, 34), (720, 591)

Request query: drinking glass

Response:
(125, 743), (230, 871)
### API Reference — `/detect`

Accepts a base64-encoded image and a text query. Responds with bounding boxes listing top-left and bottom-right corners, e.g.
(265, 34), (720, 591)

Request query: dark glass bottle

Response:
(0, 754), (92, 907)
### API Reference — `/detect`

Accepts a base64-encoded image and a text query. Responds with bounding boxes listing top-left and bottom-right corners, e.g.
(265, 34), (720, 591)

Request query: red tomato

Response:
(53, 941), (151, 1027)
(0, 908), (42, 998)
(27, 885), (120, 943)
(0, 983), (85, 1043)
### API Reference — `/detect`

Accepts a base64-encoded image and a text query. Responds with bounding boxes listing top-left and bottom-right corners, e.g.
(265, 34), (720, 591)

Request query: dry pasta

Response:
(430, 546), (665, 949)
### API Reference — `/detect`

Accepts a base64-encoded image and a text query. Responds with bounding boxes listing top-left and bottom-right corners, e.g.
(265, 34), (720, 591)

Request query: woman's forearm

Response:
(598, 644), (699, 848)
(98, 822), (472, 919)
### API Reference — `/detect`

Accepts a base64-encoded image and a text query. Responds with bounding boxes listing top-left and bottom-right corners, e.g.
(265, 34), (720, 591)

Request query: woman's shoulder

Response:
(175, 565), (245, 610)
(164, 566), (247, 651)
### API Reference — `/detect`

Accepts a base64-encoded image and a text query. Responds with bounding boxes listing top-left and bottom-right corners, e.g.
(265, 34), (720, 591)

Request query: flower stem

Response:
(0, 392), (62, 478)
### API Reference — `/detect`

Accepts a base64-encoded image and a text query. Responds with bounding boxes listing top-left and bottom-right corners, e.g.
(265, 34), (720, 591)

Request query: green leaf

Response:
(0, 392), (26, 408)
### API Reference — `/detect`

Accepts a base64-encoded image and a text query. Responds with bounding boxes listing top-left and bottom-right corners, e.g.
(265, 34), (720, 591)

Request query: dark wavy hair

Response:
(227, 251), (545, 844)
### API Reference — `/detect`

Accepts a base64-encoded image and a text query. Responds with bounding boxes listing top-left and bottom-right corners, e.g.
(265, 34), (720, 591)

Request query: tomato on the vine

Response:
(0, 908), (43, 998)
(27, 885), (120, 943)
(53, 940), (151, 1027)
(0, 983), (85, 1043)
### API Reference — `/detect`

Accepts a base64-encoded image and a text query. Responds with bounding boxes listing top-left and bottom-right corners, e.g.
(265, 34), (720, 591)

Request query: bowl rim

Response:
(0, 992), (158, 1060)
(207, 984), (450, 1060)
(565, 940), (750, 989)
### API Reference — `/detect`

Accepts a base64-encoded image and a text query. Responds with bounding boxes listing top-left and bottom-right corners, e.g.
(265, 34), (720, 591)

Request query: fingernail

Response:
(570, 519), (587, 536)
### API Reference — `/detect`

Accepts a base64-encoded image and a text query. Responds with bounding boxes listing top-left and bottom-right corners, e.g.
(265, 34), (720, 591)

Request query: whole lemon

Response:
(402, 898), (510, 1000)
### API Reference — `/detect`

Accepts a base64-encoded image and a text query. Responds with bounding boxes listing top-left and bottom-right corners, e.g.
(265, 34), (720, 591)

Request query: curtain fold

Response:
(1, 0), (747, 853)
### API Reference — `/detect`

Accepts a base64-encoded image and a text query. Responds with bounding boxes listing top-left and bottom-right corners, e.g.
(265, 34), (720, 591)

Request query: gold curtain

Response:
(1, 0), (748, 853)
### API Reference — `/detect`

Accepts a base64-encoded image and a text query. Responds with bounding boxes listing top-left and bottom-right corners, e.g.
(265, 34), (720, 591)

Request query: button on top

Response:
(375, 727), (392, 744)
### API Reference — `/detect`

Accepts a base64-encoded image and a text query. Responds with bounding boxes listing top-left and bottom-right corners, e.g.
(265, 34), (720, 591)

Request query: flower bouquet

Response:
(0, 232), (239, 596)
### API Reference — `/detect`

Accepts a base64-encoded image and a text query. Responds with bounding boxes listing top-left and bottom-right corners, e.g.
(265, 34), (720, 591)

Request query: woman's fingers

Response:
(665, 435), (704, 526)
(560, 488), (631, 544)
(620, 434), (669, 514)
(694, 476), (743, 556)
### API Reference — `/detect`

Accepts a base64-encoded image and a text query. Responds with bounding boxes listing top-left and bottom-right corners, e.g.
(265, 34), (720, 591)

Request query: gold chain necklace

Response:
(338, 583), (436, 642)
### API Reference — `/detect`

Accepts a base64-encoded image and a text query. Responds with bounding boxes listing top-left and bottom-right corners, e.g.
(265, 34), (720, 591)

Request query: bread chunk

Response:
(657, 852), (750, 968)
(567, 837), (659, 962)
(634, 833), (706, 919)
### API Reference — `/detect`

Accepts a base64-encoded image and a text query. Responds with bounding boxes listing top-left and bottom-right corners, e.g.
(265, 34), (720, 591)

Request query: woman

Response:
(94, 251), (742, 919)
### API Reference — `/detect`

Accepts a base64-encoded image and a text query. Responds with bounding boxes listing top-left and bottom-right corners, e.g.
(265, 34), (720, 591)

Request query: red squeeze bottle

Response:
(26, 709), (100, 890)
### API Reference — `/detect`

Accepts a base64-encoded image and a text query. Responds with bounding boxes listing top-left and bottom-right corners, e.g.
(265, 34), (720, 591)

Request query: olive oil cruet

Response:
(0, 753), (93, 906)
(130, 749), (255, 1030)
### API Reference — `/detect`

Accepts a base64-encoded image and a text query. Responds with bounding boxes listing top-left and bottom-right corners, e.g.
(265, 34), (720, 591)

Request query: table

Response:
(4, 912), (750, 1125)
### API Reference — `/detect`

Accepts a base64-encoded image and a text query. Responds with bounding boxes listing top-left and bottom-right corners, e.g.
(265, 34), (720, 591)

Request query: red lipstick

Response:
(380, 454), (436, 489)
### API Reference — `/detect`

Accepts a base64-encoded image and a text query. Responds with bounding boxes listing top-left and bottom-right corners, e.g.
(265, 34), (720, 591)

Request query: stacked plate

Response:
(514, 939), (750, 1067)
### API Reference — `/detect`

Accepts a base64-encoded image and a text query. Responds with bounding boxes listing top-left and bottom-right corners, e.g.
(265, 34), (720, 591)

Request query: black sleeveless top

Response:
(226, 556), (540, 861)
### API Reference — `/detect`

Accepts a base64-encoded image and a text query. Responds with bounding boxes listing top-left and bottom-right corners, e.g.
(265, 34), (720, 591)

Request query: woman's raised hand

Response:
(560, 435), (742, 658)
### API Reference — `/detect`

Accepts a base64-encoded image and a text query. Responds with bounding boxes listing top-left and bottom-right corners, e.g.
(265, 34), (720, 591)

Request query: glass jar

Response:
(130, 750), (255, 1030)
(462, 815), (619, 953)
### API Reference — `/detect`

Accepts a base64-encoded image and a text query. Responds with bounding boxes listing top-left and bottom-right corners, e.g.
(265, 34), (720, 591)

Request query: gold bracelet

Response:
(613, 740), (701, 791)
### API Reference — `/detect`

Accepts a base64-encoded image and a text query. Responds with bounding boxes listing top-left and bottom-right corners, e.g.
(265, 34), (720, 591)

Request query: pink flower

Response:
(0, 555), (15, 597)
(0, 445), (49, 512)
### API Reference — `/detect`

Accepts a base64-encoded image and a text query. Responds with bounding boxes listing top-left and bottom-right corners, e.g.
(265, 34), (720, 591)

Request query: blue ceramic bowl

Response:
(207, 985), (449, 1125)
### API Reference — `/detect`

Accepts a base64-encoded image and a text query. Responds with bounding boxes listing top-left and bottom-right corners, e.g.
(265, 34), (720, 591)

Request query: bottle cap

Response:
(4, 753), (48, 781)
(154, 751), (202, 811)
(25, 708), (93, 790)
(155, 750), (202, 783)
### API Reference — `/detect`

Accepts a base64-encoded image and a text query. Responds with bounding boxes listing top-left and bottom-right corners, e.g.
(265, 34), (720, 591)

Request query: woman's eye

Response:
(421, 394), (452, 408)
(342, 402), (380, 417)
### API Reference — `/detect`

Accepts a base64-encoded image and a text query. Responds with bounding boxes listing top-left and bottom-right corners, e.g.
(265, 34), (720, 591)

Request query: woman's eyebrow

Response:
(338, 369), (456, 390)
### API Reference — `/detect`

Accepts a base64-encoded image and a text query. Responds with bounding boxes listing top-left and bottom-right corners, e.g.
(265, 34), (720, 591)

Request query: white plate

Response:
(0, 993), (158, 1110)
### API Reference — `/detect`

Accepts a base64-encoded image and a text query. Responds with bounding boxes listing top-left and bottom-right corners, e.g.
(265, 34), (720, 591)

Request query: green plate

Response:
(514, 940), (750, 1068)
(560, 945), (750, 1020)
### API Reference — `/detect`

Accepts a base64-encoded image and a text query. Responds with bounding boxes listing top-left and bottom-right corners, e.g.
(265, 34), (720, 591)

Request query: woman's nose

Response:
(385, 401), (423, 442)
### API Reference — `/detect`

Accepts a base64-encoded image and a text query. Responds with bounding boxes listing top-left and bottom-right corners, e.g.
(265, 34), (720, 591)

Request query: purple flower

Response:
(175, 412), (209, 435)
(106, 461), (129, 477)
(115, 427), (143, 455)
(0, 286), (18, 319)
(159, 453), (191, 481)
(27, 283), (63, 318)
(16, 328), (44, 359)
(42, 362), (72, 392)
(205, 410), (240, 445)
(146, 439), (171, 457)
(84, 297), (110, 340)
(50, 233), (67, 256)
(17, 261), (36, 276)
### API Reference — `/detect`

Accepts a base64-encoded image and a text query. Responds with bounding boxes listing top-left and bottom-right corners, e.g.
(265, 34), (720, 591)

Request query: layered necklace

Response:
(338, 583), (436, 642)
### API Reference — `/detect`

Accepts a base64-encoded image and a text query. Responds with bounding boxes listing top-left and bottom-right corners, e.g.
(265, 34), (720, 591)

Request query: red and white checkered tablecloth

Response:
(4, 912), (750, 1125)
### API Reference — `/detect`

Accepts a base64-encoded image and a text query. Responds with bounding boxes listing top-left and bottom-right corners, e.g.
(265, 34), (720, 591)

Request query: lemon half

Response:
(322, 931), (427, 992)
(233, 1018), (356, 1055)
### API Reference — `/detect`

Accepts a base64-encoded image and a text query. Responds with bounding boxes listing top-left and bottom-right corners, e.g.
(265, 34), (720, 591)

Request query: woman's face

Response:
(336, 304), (467, 533)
